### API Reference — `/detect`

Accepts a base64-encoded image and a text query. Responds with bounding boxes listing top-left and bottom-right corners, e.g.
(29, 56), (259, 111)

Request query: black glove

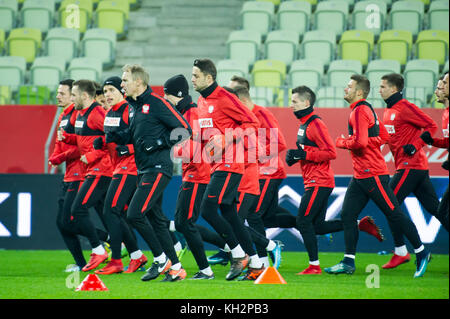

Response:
(402, 144), (417, 156)
(420, 131), (434, 145)
(137, 137), (163, 154)
(106, 129), (129, 145)
(285, 148), (307, 167)
(116, 145), (130, 157)
(93, 137), (103, 150)
(442, 160), (449, 171)
(105, 131), (120, 144)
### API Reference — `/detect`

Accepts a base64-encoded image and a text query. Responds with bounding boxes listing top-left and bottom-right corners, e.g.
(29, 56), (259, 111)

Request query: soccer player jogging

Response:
(325, 75), (431, 278)
(163, 74), (214, 280)
(420, 73), (450, 233)
(108, 64), (192, 282)
(49, 79), (87, 271)
(93, 77), (148, 275)
(379, 73), (446, 269)
(192, 58), (260, 280)
(60, 80), (114, 272)
(285, 86), (383, 275)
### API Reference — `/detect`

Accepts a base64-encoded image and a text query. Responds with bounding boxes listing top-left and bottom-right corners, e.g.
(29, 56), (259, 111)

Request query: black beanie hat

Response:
(164, 74), (189, 97)
(103, 76), (124, 96)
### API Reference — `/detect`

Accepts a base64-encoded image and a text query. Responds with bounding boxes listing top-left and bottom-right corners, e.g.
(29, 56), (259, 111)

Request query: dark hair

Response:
(59, 79), (74, 90)
(233, 85), (251, 99)
(223, 86), (238, 97)
(381, 73), (404, 92)
(193, 58), (217, 80)
(292, 85), (316, 107)
(230, 75), (250, 90)
(73, 79), (97, 98)
(351, 74), (371, 98)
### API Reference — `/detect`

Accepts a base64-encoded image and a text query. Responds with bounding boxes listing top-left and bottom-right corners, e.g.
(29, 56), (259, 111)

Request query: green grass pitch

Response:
(0, 250), (448, 299)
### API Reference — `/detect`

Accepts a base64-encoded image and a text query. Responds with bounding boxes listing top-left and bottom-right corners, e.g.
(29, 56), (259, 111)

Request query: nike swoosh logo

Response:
(293, 157), (301, 160)
(182, 188), (191, 191)
(142, 182), (151, 186)
(67, 189), (75, 192)
(158, 261), (168, 272)
(145, 147), (153, 151)
(208, 195), (216, 198)
(120, 151), (127, 155)
(369, 187), (375, 193)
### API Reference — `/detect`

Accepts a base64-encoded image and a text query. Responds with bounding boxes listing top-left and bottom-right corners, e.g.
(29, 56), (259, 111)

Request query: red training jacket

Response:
(432, 106), (449, 149)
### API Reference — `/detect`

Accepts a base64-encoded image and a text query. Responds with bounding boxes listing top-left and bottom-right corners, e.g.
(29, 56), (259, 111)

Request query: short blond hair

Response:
(122, 64), (149, 86)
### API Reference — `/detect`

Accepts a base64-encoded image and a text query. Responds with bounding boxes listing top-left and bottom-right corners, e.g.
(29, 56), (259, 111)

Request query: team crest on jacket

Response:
(208, 105), (214, 113)
(142, 104), (150, 114)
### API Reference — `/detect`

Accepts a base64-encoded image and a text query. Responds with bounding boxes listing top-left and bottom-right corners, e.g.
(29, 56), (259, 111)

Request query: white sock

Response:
(266, 240), (276, 251)
(249, 255), (263, 268)
(200, 266), (213, 276)
(231, 245), (245, 258)
(171, 262), (181, 271)
(130, 250), (143, 260)
(260, 256), (270, 268)
(223, 244), (231, 253)
(414, 245), (425, 254)
(309, 260), (320, 266)
(92, 244), (105, 255)
(395, 245), (408, 256)
(121, 242), (126, 250)
(344, 254), (355, 259)
(169, 220), (176, 232)
(154, 253), (166, 264)
(174, 241), (182, 253)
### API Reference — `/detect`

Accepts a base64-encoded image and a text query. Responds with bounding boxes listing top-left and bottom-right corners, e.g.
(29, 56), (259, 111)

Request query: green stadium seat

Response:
(415, 30), (449, 66)
(30, 56), (66, 91)
(240, 1), (274, 35)
(314, 1), (349, 37)
(339, 30), (374, 66)
(316, 86), (347, 107)
(251, 59), (286, 88)
(352, 0), (387, 37)
(428, 1), (449, 31)
(366, 89), (384, 108)
(288, 59), (324, 90)
(0, 29), (4, 54)
(298, 0), (317, 6)
(403, 87), (427, 106)
(301, 30), (336, 66)
(377, 30), (413, 65)
(327, 59), (363, 87)
(275, 87), (291, 107)
(226, 30), (262, 65)
(404, 59), (440, 98)
(365, 59), (401, 87)
(216, 59), (249, 87)
(59, 0), (93, 34)
(277, 1), (311, 36)
(81, 27), (116, 68)
(257, 0), (281, 5)
(68, 57), (102, 82)
(0, 85), (12, 104)
(95, 0), (129, 39)
(249, 86), (275, 106)
(265, 30), (299, 66)
(44, 27), (80, 65)
(16, 85), (53, 104)
(0, 56), (26, 91)
(0, 0), (18, 33)
(6, 28), (42, 64)
(390, 0), (424, 37)
(21, 0), (55, 34)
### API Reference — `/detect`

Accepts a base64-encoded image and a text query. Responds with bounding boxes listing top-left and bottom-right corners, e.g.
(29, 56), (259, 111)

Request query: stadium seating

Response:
(0, 85), (12, 104)
(0, 29), (4, 54)
(20, 0), (55, 34)
(288, 59), (324, 90)
(428, 0), (449, 31)
(352, 0), (387, 37)
(404, 59), (440, 98)
(95, 0), (129, 39)
(277, 1), (311, 36)
(377, 30), (413, 65)
(251, 59), (286, 88)
(226, 30), (262, 65)
(59, 0), (93, 34)
(327, 59), (363, 87)
(390, 0), (424, 36)
(16, 85), (53, 104)
(339, 30), (374, 66)
(44, 27), (80, 65)
(365, 59), (401, 87)
(264, 30), (299, 66)
(366, 89), (385, 108)
(316, 86), (347, 107)
(29, 56), (66, 91)
(300, 30), (336, 66)
(250, 86), (275, 107)
(0, 0), (18, 33)
(68, 56), (102, 82)
(415, 30), (449, 66)
(403, 87), (427, 106)
(80, 27), (116, 68)
(0, 56), (26, 91)
(216, 59), (249, 87)
(314, 1), (349, 37)
(6, 28), (42, 65)
(240, 1), (275, 35)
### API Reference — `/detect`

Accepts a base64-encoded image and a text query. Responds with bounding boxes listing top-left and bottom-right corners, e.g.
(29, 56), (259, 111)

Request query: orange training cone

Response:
(254, 267), (287, 284)
(75, 274), (108, 291)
